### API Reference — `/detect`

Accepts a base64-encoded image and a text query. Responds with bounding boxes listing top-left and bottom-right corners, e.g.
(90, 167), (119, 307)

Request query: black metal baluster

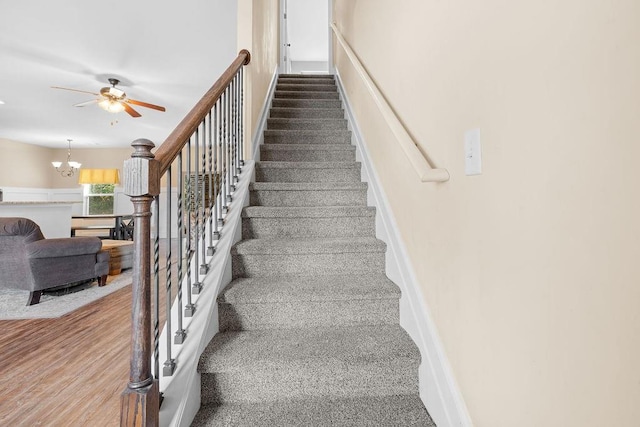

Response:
(240, 67), (245, 167)
(192, 126), (202, 294)
(175, 153), (187, 341)
(184, 138), (195, 317)
(200, 117), (209, 274)
(163, 167), (175, 376)
(220, 91), (225, 215)
(222, 89), (229, 214)
(232, 76), (239, 185)
(153, 196), (160, 381)
(207, 111), (215, 255)
(213, 100), (222, 239)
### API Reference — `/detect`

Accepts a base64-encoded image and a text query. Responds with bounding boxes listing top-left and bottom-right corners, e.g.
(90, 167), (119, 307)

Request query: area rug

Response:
(0, 270), (133, 320)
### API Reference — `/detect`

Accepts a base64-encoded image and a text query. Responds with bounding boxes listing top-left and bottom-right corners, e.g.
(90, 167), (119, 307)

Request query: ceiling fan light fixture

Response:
(53, 78), (165, 117)
(98, 98), (125, 113)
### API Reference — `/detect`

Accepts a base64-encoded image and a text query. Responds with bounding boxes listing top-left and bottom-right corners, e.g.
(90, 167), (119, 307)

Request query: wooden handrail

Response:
(154, 49), (251, 174)
(120, 50), (251, 427)
(331, 24), (449, 183)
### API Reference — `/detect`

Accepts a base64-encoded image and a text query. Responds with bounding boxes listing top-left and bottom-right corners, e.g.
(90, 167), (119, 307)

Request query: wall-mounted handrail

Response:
(331, 23), (449, 183)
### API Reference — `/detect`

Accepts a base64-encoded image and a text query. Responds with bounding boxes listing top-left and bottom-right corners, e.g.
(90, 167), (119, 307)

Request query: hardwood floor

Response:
(0, 239), (181, 426)
(0, 286), (130, 426)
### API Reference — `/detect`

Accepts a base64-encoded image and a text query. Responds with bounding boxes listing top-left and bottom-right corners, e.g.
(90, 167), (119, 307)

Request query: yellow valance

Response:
(78, 169), (120, 185)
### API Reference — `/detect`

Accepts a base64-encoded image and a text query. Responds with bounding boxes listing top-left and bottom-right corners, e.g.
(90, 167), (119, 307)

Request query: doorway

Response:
(280, 0), (332, 74)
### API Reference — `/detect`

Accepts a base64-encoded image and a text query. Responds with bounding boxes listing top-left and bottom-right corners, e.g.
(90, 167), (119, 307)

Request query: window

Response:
(84, 184), (115, 215)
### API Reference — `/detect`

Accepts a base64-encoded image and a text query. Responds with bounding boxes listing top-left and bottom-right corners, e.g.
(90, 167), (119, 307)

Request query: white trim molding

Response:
(336, 71), (473, 427)
(159, 161), (253, 427)
(251, 66), (279, 162)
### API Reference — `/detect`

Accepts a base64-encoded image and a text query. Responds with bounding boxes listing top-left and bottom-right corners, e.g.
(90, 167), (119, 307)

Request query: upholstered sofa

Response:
(0, 217), (110, 305)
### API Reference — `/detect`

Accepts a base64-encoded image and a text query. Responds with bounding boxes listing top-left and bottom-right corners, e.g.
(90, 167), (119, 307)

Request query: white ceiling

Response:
(0, 0), (237, 149)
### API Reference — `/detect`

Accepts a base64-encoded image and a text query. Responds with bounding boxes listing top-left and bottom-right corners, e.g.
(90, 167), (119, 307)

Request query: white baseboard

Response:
(335, 71), (473, 427)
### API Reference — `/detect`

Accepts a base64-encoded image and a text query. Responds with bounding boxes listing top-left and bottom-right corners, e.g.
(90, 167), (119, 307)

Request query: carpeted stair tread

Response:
(192, 395), (435, 427)
(272, 98), (342, 109)
(263, 129), (352, 144)
(250, 181), (366, 191)
(199, 324), (419, 372)
(255, 160), (358, 169)
(276, 84), (337, 92)
(242, 205), (375, 219)
(269, 107), (344, 118)
(195, 71), (431, 424)
(255, 161), (362, 183)
(279, 74), (334, 78)
(275, 90), (340, 99)
(267, 117), (348, 130)
(231, 236), (386, 255)
(250, 186), (368, 207)
(260, 143), (356, 153)
(277, 78), (337, 86)
(261, 143), (354, 151)
(242, 208), (375, 238)
(219, 273), (399, 304)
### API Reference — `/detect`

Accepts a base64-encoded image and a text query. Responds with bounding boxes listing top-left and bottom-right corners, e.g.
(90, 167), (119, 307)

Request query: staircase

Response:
(192, 75), (435, 426)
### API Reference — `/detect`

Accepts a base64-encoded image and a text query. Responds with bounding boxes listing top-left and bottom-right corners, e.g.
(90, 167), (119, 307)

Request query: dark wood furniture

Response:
(71, 214), (134, 240)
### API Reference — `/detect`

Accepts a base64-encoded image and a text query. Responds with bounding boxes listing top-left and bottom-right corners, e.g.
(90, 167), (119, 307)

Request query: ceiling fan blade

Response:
(123, 102), (142, 118)
(73, 99), (98, 107)
(51, 86), (100, 96)
(126, 98), (166, 112)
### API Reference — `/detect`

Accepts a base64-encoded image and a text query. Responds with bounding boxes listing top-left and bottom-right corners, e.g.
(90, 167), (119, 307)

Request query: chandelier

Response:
(52, 139), (82, 177)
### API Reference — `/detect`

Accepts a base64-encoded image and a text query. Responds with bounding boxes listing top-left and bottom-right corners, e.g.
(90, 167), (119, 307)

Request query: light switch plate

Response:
(465, 128), (482, 176)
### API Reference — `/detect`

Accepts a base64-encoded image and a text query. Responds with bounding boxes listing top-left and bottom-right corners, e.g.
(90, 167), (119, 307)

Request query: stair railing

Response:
(119, 49), (251, 427)
(331, 23), (449, 183)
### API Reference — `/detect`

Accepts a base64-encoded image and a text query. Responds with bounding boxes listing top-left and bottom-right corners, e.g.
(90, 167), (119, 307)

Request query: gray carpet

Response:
(193, 74), (435, 426)
(0, 270), (132, 320)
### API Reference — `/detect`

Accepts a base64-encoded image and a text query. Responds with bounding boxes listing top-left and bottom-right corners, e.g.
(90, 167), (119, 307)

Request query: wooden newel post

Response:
(120, 139), (161, 427)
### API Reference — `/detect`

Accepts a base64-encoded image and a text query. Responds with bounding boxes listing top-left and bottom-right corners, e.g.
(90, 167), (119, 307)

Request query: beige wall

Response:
(0, 138), (132, 189)
(50, 147), (133, 188)
(238, 0), (280, 158)
(333, 1), (640, 427)
(0, 139), (54, 188)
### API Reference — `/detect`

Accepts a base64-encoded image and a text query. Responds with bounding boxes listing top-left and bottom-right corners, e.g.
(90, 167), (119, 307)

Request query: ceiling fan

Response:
(52, 78), (166, 118)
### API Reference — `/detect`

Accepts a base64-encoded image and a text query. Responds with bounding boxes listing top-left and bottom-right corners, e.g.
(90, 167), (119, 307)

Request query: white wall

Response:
(286, 0), (329, 72)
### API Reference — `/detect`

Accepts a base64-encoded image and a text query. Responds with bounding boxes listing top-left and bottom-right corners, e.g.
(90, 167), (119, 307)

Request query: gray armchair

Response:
(0, 217), (110, 305)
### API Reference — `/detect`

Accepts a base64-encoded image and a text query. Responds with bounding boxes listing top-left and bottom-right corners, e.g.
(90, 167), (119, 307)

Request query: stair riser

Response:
(276, 84), (337, 92)
(272, 99), (342, 109)
(277, 78), (336, 85)
(275, 91), (339, 100)
(279, 74), (335, 79)
(194, 395), (433, 427)
(260, 149), (355, 162)
(220, 298), (399, 331)
(200, 363), (419, 404)
(264, 133), (351, 144)
(267, 120), (348, 131)
(255, 167), (361, 183)
(270, 108), (344, 119)
(242, 216), (375, 238)
(250, 189), (367, 207)
(232, 252), (385, 278)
